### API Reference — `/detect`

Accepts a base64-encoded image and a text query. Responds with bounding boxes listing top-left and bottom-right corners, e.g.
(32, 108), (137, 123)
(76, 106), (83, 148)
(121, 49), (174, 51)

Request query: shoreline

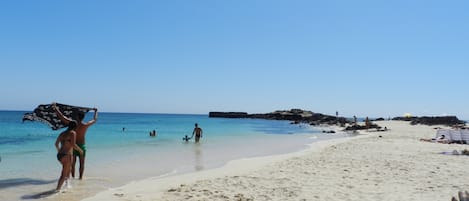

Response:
(81, 121), (469, 201)
(80, 125), (356, 201)
(37, 122), (343, 201)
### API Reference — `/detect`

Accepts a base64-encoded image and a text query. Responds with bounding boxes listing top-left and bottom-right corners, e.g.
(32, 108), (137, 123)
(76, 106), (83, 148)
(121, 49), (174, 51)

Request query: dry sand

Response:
(81, 121), (469, 201)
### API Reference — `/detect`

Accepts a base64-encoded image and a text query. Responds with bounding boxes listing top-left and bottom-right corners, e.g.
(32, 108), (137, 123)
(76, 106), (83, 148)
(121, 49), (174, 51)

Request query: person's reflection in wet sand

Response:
(194, 143), (204, 171)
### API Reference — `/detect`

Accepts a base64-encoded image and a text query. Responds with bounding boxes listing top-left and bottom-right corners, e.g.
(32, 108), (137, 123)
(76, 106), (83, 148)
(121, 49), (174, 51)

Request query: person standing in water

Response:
(52, 103), (98, 180)
(191, 123), (203, 143)
(55, 120), (83, 191)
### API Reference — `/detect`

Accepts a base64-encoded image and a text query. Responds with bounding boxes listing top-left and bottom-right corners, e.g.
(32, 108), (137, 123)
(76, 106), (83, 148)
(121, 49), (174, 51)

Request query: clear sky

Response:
(1, 1), (468, 119)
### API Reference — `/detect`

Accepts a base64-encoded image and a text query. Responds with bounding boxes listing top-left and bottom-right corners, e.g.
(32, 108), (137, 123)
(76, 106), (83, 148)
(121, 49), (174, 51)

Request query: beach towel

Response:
(23, 103), (93, 130)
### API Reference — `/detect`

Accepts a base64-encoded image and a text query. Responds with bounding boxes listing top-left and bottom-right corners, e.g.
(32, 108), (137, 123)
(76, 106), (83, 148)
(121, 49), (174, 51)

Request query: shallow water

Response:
(0, 111), (349, 200)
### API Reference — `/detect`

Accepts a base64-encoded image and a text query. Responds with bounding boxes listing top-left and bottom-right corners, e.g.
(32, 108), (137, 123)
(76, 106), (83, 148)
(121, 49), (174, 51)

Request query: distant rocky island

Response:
(209, 109), (349, 126)
(209, 109), (466, 129)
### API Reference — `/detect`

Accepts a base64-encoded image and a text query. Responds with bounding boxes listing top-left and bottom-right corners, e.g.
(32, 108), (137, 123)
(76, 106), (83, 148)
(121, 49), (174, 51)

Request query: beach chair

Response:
(449, 130), (463, 144)
(461, 129), (469, 144)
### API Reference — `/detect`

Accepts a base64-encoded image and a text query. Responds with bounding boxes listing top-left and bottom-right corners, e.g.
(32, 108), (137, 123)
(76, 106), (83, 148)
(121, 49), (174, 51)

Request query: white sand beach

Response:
(81, 121), (469, 201)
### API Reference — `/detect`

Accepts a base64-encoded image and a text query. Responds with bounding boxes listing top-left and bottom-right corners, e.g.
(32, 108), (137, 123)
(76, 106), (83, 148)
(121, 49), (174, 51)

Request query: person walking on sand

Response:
(191, 123), (203, 143)
(55, 120), (83, 192)
(52, 103), (98, 180)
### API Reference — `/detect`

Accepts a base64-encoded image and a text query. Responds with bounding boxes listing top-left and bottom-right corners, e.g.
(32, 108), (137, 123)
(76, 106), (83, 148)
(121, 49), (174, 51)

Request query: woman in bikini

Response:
(54, 120), (83, 192)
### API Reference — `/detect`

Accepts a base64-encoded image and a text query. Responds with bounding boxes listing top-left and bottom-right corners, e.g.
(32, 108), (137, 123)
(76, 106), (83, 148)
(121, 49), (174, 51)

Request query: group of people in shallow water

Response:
(52, 102), (203, 192)
(149, 130), (157, 137)
(183, 123), (203, 142)
(149, 124), (203, 143)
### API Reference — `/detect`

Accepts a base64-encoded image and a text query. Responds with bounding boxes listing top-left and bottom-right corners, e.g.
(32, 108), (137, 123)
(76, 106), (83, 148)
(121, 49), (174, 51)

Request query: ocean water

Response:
(0, 111), (350, 200)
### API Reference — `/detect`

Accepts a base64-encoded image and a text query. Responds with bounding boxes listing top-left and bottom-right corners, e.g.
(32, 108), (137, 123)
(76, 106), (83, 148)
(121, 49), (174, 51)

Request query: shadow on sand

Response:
(0, 178), (55, 190)
(21, 189), (58, 199)
(0, 178), (57, 199)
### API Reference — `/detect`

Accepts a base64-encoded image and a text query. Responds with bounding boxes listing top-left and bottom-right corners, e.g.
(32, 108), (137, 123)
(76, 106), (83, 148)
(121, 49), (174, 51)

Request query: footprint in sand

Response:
(114, 193), (124, 197)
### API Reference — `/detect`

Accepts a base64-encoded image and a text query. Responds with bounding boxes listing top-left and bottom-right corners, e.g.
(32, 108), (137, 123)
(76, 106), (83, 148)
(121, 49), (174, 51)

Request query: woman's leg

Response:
(56, 156), (71, 191)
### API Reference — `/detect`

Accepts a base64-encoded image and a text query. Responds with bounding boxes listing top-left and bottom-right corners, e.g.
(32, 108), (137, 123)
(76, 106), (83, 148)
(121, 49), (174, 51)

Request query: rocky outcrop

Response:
(209, 109), (350, 126)
(392, 116), (465, 126)
(344, 124), (381, 131)
(413, 116), (464, 126)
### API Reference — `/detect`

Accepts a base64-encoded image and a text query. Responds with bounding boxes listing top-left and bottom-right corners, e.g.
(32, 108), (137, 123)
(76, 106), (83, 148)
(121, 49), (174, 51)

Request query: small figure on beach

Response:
(122, 127), (125, 132)
(420, 134), (450, 144)
(53, 103), (98, 180)
(191, 123), (203, 143)
(54, 121), (83, 192)
(365, 117), (370, 129)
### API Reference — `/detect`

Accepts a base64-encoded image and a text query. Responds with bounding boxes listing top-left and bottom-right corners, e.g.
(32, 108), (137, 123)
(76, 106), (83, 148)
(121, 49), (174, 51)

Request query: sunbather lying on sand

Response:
(420, 134), (450, 144)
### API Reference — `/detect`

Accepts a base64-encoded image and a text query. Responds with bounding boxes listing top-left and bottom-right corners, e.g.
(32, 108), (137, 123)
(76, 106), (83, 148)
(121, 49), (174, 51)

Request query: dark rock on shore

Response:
(344, 124), (381, 131)
(413, 116), (464, 126)
(209, 109), (350, 126)
(392, 116), (465, 126)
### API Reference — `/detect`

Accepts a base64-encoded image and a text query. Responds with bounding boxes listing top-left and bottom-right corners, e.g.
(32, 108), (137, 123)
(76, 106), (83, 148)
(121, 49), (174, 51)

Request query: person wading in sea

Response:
(191, 123), (203, 143)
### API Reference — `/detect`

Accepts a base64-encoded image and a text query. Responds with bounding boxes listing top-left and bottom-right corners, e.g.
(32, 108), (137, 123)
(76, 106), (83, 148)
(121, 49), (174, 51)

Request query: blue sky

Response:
(1, 1), (468, 119)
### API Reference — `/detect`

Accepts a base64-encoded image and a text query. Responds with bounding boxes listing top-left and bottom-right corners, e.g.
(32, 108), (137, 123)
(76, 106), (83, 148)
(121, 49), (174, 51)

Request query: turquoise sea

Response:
(0, 111), (350, 200)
